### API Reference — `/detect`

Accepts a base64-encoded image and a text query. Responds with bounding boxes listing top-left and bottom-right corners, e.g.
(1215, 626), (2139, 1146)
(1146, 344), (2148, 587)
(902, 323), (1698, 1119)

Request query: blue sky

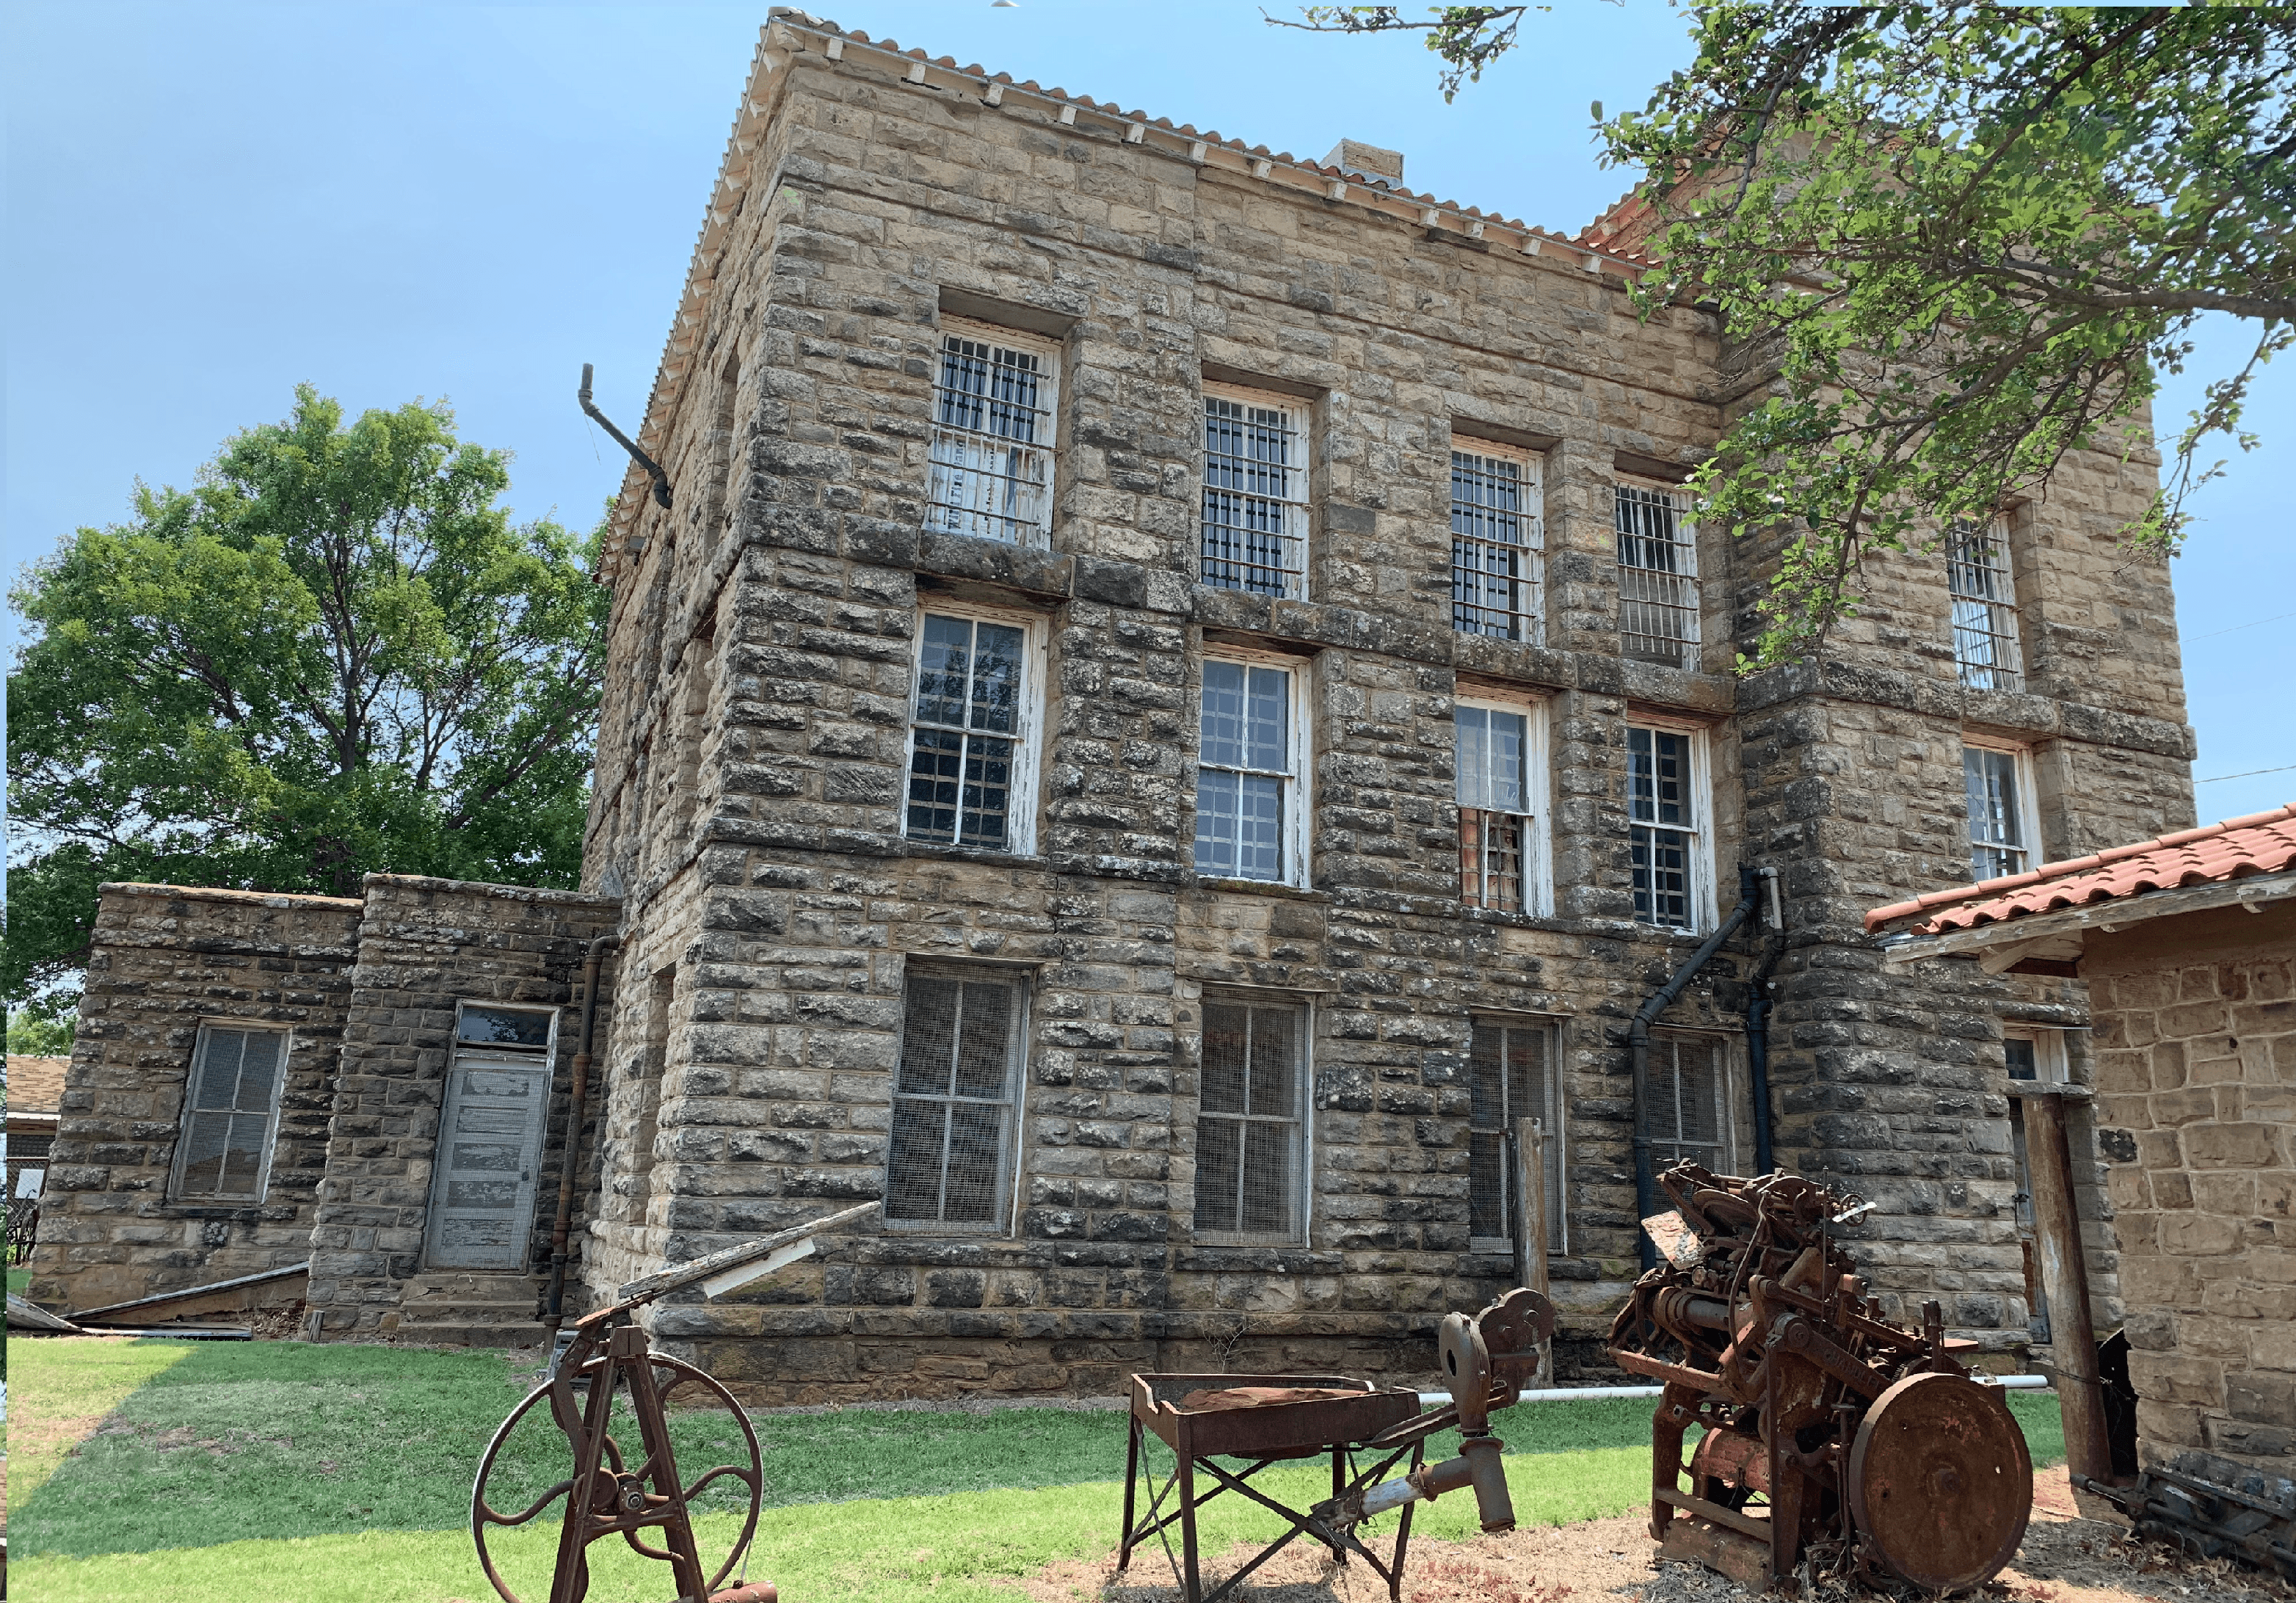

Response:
(5, 0), (2287, 825)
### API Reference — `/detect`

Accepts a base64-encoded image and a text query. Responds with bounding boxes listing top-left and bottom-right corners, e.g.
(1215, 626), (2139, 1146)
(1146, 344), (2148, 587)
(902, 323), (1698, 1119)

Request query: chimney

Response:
(1321, 139), (1404, 186)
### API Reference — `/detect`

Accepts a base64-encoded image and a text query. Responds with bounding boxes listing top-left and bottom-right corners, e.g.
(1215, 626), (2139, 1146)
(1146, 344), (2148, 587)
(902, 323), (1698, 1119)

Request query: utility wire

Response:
(2195, 763), (2296, 784)
(2190, 609), (2296, 643)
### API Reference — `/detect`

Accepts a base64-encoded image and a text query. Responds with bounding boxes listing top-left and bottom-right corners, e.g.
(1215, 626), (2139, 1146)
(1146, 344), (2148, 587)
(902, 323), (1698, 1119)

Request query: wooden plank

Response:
(611, 1201), (877, 1306)
(1656, 1486), (1771, 1544)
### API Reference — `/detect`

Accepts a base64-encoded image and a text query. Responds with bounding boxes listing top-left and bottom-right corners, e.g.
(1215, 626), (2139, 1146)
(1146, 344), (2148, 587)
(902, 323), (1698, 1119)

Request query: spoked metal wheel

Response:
(472, 1343), (764, 1603)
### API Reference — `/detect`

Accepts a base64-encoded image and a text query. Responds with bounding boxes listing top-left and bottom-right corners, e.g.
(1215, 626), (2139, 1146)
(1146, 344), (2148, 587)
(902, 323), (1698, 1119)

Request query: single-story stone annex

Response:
(28, 9), (2199, 1401)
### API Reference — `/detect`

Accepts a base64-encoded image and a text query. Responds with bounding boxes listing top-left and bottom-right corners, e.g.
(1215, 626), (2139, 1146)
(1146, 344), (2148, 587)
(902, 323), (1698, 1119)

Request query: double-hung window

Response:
(1627, 722), (1710, 931)
(170, 1025), (289, 1202)
(1452, 441), (1543, 642)
(885, 968), (1025, 1229)
(1641, 1031), (1729, 1171)
(1456, 698), (1547, 914)
(1195, 653), (1307, 885)
(1947, 518), (2024, 692)
(1193, 997), (1306, 1243)
(1963, 740), (2037, 881)
(906, 609), (1039, 854)
(1200, 387), (1308, 597)
(1616, 483), (1700, 668)
(927, 319), (1057, 546)
(1469, 1019), (1562, 1252)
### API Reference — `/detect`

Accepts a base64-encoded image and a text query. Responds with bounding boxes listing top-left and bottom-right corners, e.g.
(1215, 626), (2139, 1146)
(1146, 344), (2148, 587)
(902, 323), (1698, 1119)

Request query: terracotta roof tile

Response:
(7, 1054), (71, 1115)
(1865, 802), (2296, 935)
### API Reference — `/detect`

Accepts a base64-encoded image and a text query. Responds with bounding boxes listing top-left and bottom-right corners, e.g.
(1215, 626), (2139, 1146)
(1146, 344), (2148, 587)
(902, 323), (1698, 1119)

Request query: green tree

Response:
(1291, 4), (2295, 665)
(6, 1006), (74, 1055)
(7, 386), (608, 1006)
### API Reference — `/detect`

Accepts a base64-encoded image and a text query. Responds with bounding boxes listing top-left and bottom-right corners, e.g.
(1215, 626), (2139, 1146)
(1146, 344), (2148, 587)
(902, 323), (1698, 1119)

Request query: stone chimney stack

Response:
(1322, 138), (1404, 184)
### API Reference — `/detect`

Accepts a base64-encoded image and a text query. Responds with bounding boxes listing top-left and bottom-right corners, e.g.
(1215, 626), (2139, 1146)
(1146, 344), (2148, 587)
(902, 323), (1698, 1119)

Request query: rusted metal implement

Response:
(2077, 1450), (2296, 1582)
(1117, 1286), (1554, 1603)
(471, 1202), (873, 1603)
(1607, 1163), (2032, 1594)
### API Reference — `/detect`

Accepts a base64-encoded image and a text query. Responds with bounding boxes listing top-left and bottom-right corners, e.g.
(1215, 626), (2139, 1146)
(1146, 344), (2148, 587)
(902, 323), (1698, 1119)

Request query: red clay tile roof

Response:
(7, 1054), (71, 1115)
(1865, 802), (2296, 936)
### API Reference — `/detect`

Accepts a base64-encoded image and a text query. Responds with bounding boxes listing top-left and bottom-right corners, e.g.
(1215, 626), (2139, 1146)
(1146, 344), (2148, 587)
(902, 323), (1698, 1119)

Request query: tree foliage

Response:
(1290, 4), (2294, 665)
(7, 387), (608, 1004)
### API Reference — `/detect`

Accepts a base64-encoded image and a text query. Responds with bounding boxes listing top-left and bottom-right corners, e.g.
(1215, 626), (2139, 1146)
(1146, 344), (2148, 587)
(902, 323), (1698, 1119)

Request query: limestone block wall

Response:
(2089, 901), (2296, 1472)
(26, 884), (361, 1314)
(302, 876), (620, 1336)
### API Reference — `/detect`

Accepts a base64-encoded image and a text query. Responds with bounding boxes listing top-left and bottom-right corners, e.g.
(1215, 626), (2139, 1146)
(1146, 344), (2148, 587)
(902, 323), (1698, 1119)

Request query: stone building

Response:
(1870, 804), (2296, 1477)
(29, 9), (2196, 1399)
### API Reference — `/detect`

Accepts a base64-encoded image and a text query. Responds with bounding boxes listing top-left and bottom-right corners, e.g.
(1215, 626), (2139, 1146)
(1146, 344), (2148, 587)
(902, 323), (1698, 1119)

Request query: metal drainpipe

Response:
(578, 364), (673, 510)
(544, 934), (620, 1333)
(1630, 865), (1763, 1271)
(1744, 865), (1786, 1176)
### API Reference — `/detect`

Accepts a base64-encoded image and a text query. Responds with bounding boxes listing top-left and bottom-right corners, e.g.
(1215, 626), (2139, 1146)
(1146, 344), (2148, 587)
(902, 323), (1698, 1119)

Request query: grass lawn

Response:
(10, 1337), (2068, 1603)
(8, 1265), (32, 1296)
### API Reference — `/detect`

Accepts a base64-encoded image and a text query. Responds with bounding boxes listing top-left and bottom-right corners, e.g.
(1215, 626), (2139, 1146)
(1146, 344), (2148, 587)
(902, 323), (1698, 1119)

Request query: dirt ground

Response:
(1011, 1468), (2296, 1603)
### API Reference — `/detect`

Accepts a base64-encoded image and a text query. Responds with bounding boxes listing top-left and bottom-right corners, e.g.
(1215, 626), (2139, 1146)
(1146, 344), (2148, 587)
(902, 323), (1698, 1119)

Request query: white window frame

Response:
(926, 316), (1059, 548)
(1627, 718), (1717, 932)
(2002, 1026), (2070, 1086)
(168, 1021), (293, 1203)
(903, 604), (1045, 856)
(1963, 736), (2041, 883)
(1467, 1014), (1566, 1255)
(1194, 646), (1312, 888)
(1456, 692), (1552, 917)
(883, 964), (1029, 1235)
(1947, 517), (2025, 693)
(1199, 384), (1310, 599)
(1450, 438), (1545, 644)
(1191, 991), (1311, 1247)
(453, 1000), (560, 1056)
(1616, 480), (1701, 669)
(1641, 1030), (1735, 1173)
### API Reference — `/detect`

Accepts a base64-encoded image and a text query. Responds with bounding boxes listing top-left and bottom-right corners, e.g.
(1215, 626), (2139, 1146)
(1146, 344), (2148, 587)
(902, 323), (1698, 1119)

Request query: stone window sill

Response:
(1191, 876), (1329, 904)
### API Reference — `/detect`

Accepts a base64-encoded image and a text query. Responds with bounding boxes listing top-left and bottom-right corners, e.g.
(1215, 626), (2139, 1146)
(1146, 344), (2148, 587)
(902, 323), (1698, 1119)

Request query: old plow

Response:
(1608, 1163), (2032, 1594)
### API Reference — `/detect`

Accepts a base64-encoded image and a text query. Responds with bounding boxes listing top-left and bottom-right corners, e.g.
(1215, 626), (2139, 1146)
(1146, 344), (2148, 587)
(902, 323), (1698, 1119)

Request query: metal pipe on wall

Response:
(544, 934), (621, 1332)
(1743, 864), (1785, 1176)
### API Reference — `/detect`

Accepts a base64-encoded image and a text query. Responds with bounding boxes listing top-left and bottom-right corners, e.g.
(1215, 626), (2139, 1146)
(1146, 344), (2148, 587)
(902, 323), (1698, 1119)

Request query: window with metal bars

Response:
(1193, 998), (1305, 1243)
(907, 611), (1033, 853)
(1947, 519), (2024, 691)
(1469, 1019), (1562, 1251)
(1457, 701), (1542, 913)
(1628, 724), (1706, 931)
(1639, 1032), (1728, 1171)
(1194, 655), (1302, 884)
(884, 970), (1023, 1229)
(1963, 743), (2032, 881)
(1616, 484), (1701, 667)
(926, 319), (1057, 546)
(1200, 388), (1308, 597)
(170, 1025), (289, 1201)
(1451, 443), (1543, 641)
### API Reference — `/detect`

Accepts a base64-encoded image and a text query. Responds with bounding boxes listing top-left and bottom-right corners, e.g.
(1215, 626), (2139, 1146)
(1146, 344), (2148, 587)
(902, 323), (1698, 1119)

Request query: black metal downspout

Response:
(579, 363), (673, 509)
(1630, 865), (1762, 1271)
(1744, 865), (1786, 1177)
(544, 934), (620, 1334)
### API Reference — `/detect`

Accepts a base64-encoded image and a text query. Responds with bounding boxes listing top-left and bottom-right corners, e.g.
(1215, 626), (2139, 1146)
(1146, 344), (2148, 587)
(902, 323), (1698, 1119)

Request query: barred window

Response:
(1628, 724), (1707, 931)
(1964, 743), (2032, 881)
(1457, 701), (1543, 913)
(1616, 484), (1700, 668)
(885, 971), (1023, 1228)
(1194, 999), (1305, 1243)
(1947, 519), (2024, 692)
(1469, 1020), (1562, 1251)
(907, 611), (1034, 853)
(170, 1026), (288, 1202)
(1195, 656), (1303, 884)
(1452, 443), (1543, 642)
(1201, 388), (1308, 597)
(1641, 1032), (1728, 1171)
(927, 320), (1056, 545)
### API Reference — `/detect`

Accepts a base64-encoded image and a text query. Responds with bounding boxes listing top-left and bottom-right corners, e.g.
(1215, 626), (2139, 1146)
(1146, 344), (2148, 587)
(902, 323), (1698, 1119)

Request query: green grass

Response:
(8, 1265), (32, 1296)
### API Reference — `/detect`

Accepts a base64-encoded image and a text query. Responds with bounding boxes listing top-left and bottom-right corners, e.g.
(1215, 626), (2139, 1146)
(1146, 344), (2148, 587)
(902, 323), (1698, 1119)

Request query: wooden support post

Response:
(2024, 1091), (2114, 1488)
(1516, 1118), (1550, 1384)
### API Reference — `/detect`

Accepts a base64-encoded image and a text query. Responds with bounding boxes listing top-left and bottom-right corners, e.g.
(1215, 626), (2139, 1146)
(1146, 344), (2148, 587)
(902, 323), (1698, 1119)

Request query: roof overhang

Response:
(1877, 868), (2296, 973)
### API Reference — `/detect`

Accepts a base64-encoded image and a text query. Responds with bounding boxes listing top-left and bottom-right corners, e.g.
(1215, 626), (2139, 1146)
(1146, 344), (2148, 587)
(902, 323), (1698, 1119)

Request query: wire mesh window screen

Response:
(1456, 705), (1533, 912)
(1193, 1000), (1304, 1241)
(1467, 1021), (1561, 1249)
(1194, 658), (1293, 882)
(1963, 745), (2030, 880)
(1452, 447), (1543, 641)
(907, 613), (1027, 851)
(1947, 520), (2024, 692)
(1641, 1033), (1726, 1171)
(174, 1027), (287, 1200)
(886, 973), (1022, 1226)
(1628, 726), (1701, 929)
(1616, 484), (1700, 667)
(927, 323), (1056, 545)
(1201, 391), (1307, 596)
